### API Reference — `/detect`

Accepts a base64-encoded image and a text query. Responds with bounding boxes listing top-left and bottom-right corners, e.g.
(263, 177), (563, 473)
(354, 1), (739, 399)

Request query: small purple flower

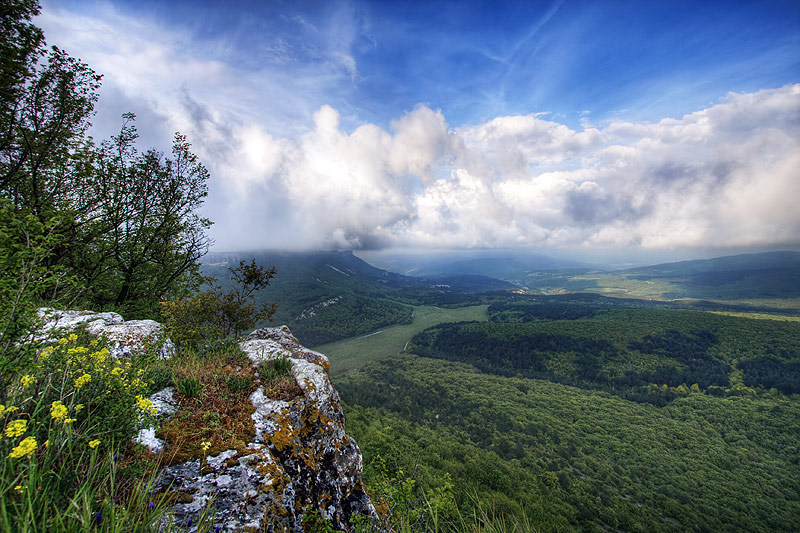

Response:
(215, 527), (221, 532)
(187, 518), (193, 526)
(94, 512), (102, 524)
(148, 501), (155, 509)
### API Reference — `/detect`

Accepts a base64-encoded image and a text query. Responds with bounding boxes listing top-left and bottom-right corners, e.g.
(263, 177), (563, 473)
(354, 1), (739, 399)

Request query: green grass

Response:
(709, 311), (800, 322)
(316, 304), (489, 376)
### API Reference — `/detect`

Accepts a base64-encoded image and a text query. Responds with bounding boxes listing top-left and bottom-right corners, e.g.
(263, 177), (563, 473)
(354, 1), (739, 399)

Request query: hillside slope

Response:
(202, 250), (514, 345)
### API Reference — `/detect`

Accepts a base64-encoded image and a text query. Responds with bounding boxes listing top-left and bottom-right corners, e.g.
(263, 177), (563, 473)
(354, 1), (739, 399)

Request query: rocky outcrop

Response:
(153, 326), (377, 531)
(36, 308), (175, 358)
(33, 310), (376, 531)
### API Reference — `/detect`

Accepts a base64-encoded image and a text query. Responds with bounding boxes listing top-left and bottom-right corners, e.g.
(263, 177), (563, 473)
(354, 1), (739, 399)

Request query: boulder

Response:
(36, 308), (174, 359)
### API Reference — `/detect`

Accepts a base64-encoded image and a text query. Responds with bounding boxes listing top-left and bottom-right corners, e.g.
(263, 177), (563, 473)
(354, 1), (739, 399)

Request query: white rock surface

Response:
(134, 388), (179, 454)
(36, 308), (174, 358)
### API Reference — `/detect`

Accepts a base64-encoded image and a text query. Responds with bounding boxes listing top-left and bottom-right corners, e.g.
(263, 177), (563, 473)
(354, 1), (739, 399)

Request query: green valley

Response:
(202, 250), (800, 531)
(316, 304), (489, 375)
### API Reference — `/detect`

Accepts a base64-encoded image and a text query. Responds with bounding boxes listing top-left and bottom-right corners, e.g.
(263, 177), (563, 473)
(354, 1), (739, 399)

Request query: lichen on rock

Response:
(153, 326), (377, 531)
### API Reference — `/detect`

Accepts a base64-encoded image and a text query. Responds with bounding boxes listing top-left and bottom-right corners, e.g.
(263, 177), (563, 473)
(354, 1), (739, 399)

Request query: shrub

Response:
(160, 260), (277, 350)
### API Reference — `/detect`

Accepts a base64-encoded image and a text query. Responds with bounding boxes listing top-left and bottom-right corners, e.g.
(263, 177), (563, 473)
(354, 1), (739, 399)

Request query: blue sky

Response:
(38, 0), (800, 260)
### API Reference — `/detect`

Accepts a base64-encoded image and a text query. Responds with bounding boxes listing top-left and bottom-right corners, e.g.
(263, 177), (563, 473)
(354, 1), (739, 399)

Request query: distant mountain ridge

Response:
(201, 250), (515, 345)
(613, 251), (800, 301)
(619, 251), (800, 276)
(359, 250), (592, 278)
(200, 249), (799, 346)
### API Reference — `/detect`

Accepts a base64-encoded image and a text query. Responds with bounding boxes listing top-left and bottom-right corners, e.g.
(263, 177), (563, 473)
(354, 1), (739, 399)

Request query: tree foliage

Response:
(61, 114), (213, 316)
(160, 260), (277, 349)
(0, 0), (212, 323)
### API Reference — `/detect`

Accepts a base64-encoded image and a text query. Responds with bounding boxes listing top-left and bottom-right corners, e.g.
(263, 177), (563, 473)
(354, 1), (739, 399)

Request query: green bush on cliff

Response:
(160, 259), (277, 350)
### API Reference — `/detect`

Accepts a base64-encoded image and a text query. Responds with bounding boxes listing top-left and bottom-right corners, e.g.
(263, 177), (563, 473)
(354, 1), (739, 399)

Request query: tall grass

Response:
(361, 456), (540, 533)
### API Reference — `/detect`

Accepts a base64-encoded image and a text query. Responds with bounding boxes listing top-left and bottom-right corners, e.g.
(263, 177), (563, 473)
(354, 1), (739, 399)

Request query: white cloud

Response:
(36, 5), (800, 252)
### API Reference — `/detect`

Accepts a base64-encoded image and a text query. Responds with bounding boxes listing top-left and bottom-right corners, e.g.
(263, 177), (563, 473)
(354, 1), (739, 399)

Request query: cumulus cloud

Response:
(212, 85), (799, 252)
(36, 5), (800, 253)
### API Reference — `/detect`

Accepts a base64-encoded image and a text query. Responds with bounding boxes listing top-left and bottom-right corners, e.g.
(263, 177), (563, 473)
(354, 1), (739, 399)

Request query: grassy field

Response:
(709, 311), (800, 322)
(315, 304), (488, 376)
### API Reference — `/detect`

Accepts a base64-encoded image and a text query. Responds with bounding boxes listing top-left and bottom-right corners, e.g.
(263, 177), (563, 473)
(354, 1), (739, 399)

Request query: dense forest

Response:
(409, 303), (800, 403)
(328, 296), (800, 531)
(339, 355), (800, 532)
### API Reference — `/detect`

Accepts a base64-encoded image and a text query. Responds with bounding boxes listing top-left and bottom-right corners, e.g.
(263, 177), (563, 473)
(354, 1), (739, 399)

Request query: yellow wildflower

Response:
(64, 418), (77, 424)
(89, 339), (98, 347)
(0, 404), (5, 416)
(200, 440), (211, 452)
(51, 401), (68, 420)
(58, 337), (68, 345)
(14, 484), (25, 492)
(135, 395), (153, 411)
(75, 404), (84, 412)
(68, 333), (78, 342)
(88, 439), (100, 449)
(8, 436), (37, 458)
(5, 419), (27, 438)
(74, 373), (91, 388)
(44, 440), (50, 448)
(2, 405), (19, 414)
(20, 375), (35, 387)
(111, 367), (124, 376)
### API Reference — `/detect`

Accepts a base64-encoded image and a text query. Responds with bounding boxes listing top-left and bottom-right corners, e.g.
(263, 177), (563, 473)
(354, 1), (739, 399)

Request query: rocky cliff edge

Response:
(37, 310), (377, 532)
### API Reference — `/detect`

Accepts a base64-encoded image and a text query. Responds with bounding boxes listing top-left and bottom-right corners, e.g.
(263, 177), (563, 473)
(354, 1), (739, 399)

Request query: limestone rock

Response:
(135, 387), (178, 454)
(154, 326), (377, 531)
(36, 308), (174, 359)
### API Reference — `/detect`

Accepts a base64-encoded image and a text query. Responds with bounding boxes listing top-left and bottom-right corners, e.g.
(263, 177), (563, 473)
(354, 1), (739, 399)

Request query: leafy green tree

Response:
(0, 0), (101, 217)
(63, 114), (213, 316)
(0, 0), (213, 319)
(161, 260), (277, 349)
(0, 0), (95, 398)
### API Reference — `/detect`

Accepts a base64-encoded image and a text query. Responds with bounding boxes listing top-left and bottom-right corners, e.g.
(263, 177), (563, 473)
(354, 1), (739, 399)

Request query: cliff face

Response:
(35, 310), (376, 531)
(155, 326), (376, 531)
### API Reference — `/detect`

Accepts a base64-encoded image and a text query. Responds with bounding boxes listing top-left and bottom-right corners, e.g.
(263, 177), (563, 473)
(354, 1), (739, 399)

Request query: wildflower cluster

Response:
(1, 332), (157, 473)
(135, 395), (158, 416)
(33, 333), (155, 428)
